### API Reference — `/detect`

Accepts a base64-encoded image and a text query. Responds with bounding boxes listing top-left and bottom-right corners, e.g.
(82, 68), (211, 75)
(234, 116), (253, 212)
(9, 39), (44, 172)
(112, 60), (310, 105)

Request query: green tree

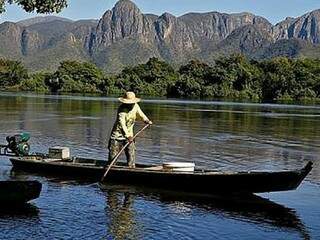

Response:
(0, 0), (67, 14)
(20, 72), (51, 92)
(213, 55), (262, 99)
(51, 61), (104, 93)
(0, 59), (28, 88)
(293, 58), (320, 99)
(1, 55), (320, 102)
(172, 56), (262, 100)
(179, 60), (212, 82)
(173, 75), (202, 98)
(172, 59), (213, 98)
(259, 57), (297, 100)
(98, 75), (122, 95)
(115, 58), (179, 96)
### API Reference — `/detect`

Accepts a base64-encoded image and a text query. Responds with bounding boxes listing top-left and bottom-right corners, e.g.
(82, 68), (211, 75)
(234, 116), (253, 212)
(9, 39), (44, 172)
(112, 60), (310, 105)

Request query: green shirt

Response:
(110, 103), (149, 140)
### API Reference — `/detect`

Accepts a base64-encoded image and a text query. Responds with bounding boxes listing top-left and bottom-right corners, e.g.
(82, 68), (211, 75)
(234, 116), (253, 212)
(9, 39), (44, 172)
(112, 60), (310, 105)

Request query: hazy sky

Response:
(0, 0), (319, 24)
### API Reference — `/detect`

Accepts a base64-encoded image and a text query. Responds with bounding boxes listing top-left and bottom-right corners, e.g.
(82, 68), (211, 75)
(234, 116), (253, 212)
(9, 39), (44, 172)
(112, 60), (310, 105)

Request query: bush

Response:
(20, 72), (51, 92)
(1, 56), (320, 102)
(0, 59), (28, 88)
(51, 61), (104, 93)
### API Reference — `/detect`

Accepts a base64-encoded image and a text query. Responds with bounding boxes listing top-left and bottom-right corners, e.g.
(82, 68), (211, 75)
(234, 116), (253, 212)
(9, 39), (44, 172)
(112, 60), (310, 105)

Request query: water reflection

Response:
(10, 168), (98, 186)
(0, 93), (319, 239)
(0, 203), (40, 219)
(105, 191), (140, 240)
(1, 93), (319, 181)
(2, 166), (313, 240)
(101, 184), (310, 240)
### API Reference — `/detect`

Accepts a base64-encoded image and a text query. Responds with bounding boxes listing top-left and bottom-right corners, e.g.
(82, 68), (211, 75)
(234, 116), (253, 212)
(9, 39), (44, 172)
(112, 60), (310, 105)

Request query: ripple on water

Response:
(0, 93), (319, 239)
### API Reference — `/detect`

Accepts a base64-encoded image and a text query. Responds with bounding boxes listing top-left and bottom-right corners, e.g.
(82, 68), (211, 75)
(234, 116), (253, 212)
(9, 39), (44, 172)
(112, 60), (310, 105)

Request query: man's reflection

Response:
(105, 191), (138, 240)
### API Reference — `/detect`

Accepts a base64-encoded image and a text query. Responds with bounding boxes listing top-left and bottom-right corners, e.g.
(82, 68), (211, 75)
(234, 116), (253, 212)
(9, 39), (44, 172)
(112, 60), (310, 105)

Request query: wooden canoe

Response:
(0, 180), (42, 204)
(9, 155), (313, 194)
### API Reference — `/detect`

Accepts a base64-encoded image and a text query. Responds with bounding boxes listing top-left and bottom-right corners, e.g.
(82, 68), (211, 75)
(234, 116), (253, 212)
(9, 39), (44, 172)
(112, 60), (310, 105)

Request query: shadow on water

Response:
(0, 166), (41, 219)
(100, 184), (311, 240)
(9, 168), (311, 239)
(9, 168), (99, 186)
(6, 165), (312, 239)
(0, 203), (39, 219)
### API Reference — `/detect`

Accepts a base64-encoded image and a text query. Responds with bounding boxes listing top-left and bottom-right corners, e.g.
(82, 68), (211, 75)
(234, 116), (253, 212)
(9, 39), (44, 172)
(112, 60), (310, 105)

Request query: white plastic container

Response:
(49, 147), (70, 159)
(162, 162), (195, 172)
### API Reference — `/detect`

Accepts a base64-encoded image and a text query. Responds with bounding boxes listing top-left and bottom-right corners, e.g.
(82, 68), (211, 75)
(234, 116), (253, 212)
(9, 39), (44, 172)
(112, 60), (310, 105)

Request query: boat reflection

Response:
(9, 169), (311, 239)
(10, 168), (97, 186)
(101, 184), (310, 240)
(0, 203), (40, 219)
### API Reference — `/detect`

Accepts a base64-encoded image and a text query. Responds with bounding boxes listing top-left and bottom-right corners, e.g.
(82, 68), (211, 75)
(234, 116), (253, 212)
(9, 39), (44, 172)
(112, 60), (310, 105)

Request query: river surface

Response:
(0, 92), (319, 240)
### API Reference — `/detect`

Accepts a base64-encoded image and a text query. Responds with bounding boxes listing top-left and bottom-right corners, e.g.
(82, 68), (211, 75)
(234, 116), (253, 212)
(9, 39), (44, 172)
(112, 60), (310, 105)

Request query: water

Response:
(0, 92), (319, 240)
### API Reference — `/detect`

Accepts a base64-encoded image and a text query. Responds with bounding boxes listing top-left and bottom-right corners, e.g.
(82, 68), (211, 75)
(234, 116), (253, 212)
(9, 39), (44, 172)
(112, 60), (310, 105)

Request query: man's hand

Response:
(145, 120), (153, 125)
(127, 136), (134, 143)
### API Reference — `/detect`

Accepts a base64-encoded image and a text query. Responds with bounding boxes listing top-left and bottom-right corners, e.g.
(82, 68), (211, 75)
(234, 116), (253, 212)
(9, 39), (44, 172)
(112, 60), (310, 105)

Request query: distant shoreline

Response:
(1, 56), (320, 103)
(0, 91), (319, 108)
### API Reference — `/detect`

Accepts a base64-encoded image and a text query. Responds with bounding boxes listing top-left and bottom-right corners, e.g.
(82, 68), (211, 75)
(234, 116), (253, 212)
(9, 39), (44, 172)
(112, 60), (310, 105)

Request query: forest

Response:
(1, 55), (320, 102)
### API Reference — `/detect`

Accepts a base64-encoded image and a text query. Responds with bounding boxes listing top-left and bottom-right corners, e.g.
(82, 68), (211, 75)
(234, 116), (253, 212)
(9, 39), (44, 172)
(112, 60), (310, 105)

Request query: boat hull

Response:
(0, 181), (42, 204)
(9, 157), (313, 194)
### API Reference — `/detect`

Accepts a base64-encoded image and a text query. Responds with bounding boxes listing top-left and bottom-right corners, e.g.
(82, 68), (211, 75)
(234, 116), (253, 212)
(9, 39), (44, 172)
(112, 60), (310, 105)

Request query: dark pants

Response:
(108, 139), (136, 168)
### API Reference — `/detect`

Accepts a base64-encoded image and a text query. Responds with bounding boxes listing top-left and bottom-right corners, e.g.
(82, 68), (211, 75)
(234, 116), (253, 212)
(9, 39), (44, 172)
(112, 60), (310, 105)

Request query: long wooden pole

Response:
(100, 124), (150, 182)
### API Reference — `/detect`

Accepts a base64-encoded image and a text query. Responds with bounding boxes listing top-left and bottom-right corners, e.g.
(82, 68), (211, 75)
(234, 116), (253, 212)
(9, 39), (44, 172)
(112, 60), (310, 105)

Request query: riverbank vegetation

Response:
(1, 55), (320, 101)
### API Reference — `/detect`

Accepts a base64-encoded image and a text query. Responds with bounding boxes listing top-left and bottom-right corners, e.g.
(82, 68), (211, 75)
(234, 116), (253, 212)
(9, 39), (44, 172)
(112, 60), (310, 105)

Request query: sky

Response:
(0, 0), (319, 25)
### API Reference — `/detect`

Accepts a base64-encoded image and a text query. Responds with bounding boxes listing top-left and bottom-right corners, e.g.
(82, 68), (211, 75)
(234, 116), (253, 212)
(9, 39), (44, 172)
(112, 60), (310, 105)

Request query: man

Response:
(108, 92), (152, 168)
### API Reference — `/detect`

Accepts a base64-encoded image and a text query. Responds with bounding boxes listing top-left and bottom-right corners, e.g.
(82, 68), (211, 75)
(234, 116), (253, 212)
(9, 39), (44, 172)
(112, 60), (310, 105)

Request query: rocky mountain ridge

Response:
(0, 0), (320, 71)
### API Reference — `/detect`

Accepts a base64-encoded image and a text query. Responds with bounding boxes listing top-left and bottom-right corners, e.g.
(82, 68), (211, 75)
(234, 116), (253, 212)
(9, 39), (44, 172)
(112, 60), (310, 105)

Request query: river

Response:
(0, 92), (319, 239)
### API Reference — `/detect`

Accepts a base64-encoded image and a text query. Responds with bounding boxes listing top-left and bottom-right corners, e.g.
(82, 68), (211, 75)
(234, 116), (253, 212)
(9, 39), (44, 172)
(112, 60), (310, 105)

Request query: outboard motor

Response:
(3, 133), (31, 156)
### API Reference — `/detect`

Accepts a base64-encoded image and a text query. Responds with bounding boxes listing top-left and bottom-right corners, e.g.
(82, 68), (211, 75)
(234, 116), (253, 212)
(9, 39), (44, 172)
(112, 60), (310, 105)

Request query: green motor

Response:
(19, 132), (30, 142)
(6, 132), (31, 156)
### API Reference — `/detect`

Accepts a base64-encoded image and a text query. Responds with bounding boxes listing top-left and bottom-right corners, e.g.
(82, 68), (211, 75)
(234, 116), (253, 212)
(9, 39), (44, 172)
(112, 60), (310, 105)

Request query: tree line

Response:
(1, 55), (320, 102)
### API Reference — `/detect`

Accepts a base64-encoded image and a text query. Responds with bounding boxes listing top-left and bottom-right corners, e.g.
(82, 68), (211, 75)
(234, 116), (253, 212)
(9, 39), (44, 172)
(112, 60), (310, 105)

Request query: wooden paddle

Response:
(100, 124), (150, 182)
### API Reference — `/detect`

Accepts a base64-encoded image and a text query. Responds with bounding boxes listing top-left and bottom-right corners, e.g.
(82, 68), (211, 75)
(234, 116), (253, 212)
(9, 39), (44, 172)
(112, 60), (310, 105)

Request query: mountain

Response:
(254, 38), (320, 59)
(273, 10), (320, 43)
(201, 25), (273, 62)
(17, 16), (73, 27)
(0, 0), (320, 72)
(0, 18), (97, 70)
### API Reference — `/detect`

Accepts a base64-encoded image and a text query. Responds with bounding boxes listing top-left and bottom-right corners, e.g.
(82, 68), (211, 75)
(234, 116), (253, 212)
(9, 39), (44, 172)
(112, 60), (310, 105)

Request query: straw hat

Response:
(118, 91), (141, 104)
